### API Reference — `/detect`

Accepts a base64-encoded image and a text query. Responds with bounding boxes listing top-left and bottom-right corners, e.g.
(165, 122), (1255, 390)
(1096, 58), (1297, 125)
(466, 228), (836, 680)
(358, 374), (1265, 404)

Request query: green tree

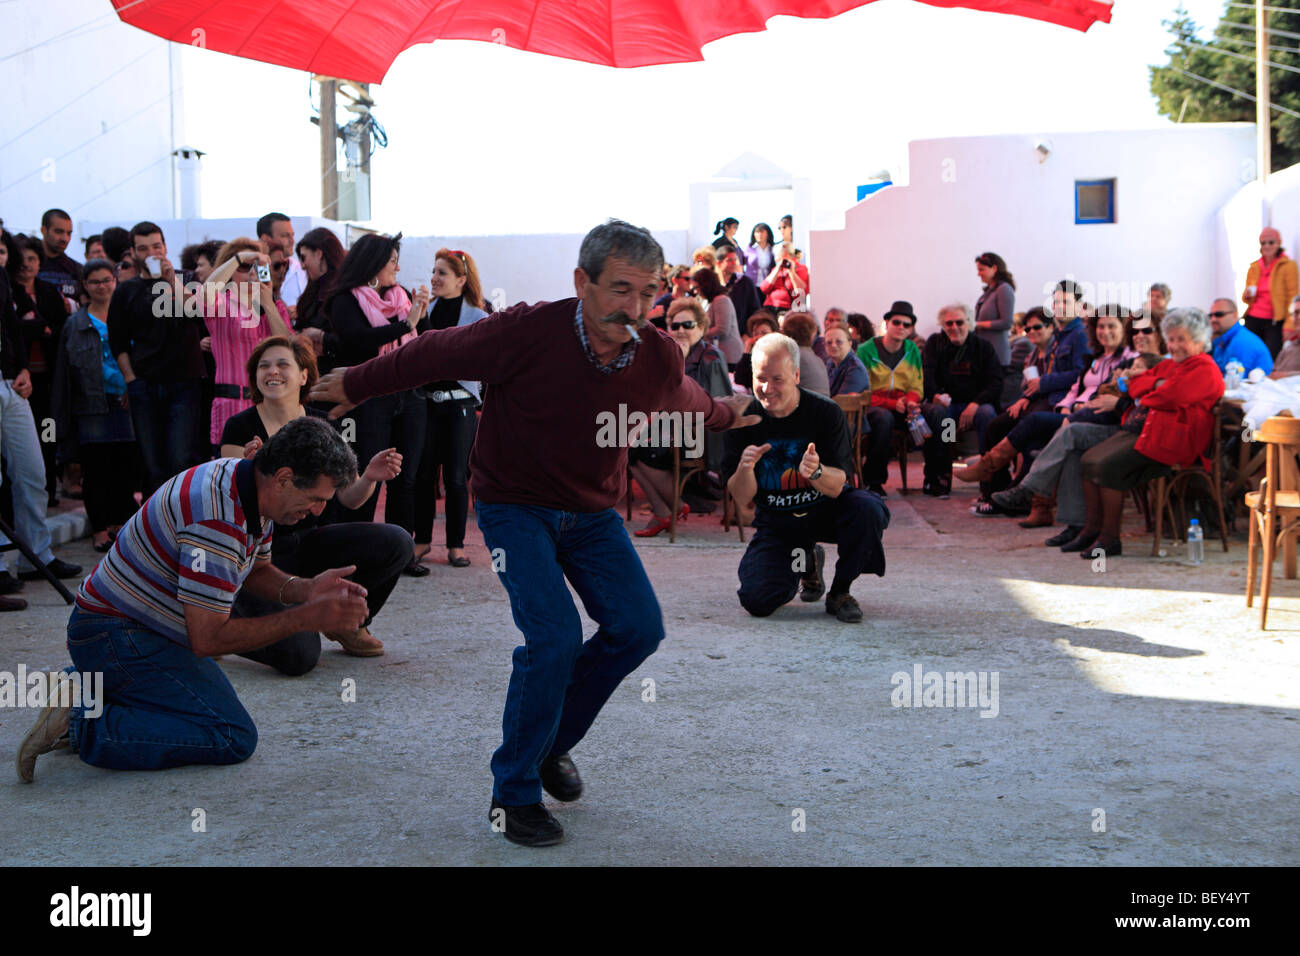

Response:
(1150, 1), (1300, 172)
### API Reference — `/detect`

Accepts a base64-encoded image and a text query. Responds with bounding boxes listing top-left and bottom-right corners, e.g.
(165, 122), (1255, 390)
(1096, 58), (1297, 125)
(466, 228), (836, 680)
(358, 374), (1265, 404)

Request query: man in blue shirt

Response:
(1028, 280), (1092, 406)
(1209, 299), (1273, 376)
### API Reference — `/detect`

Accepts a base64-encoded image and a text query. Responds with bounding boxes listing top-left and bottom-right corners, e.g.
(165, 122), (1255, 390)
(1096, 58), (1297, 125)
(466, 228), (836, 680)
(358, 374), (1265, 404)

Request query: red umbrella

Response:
(113, 0), (1112, 83)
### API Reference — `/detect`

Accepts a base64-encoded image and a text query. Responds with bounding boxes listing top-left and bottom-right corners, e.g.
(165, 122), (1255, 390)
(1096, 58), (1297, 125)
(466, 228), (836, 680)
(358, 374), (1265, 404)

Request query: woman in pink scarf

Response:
(326, 234), (430, 570)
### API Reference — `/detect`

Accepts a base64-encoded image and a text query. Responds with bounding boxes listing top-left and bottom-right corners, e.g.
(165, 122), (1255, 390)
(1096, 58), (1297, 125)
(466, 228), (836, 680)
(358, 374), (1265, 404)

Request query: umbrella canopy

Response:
(113, 0), (1112, 83)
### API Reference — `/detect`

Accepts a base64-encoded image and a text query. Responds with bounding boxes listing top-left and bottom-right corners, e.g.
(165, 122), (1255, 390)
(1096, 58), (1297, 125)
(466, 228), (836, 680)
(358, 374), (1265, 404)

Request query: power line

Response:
(1221, 18), (1300, 43)
(1173, 36), (1300, 77)
(0, 44), (160, 152)
(1211, 30), (1300, 56)
(0, 0), (150, 65)
(69, 154), (172, 214)
(1167, 65), (1300, 121)
(0, 87), (179, 195)
(1227, 3), (1300, 15)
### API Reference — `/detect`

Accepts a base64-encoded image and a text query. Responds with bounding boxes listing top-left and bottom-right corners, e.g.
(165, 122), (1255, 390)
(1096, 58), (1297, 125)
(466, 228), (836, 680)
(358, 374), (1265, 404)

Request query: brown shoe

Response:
(953, 438), (1018, 483)
(0, 594), (27, 612)
(16, 673), (73, 783)
(1018, 494), (1056, 528)
(324, 626), (385, 657)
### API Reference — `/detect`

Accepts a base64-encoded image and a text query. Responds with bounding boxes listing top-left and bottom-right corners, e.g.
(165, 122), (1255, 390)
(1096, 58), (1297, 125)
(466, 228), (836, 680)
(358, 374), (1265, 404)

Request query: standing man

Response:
(725, 333), (889, 623)
(1243, 227), (1298, 359)
(311, 220), (757, 847)
(107, 221), (207, 496)
(718, 243), (762, 332)
(16, 417), (369, 782)
(37, 208), (83, 303)
(258, 212), (306, 312)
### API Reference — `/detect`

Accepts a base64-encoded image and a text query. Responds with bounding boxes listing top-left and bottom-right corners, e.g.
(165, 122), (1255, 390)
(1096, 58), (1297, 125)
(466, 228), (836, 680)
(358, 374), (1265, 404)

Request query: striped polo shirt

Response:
(76, 458), (273, 647)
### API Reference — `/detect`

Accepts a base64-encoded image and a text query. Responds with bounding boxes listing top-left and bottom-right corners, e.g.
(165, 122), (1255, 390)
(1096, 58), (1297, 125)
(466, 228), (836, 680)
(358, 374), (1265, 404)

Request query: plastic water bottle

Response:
(1187, 519), (1204, 566)
(1224, 360), (1244, 390)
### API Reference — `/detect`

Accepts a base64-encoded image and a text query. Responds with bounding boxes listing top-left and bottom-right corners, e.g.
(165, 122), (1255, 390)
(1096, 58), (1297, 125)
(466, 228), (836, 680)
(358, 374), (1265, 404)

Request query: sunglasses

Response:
(943, 320), (966, 328)
(271, 261), (288, 272)
(1024, 323), (1045, 332)
(670, 320), (697, 330)
(1208, 310), (1233, 318)
(888, 318), (914, 328)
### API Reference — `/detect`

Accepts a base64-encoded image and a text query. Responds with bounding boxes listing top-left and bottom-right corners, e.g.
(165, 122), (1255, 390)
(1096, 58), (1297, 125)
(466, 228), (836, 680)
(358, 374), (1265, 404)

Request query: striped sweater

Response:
(857, 336), (925, 410)
(76, 458), (273, 646)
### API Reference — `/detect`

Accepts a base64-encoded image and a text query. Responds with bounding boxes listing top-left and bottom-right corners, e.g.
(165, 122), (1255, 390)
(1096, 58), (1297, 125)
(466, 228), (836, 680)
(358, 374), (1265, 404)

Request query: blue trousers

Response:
(127, 377), (202, 498)
(737, 490), (890, 617)
(66, 607), (257, 770)
(475, 502), (664, 805)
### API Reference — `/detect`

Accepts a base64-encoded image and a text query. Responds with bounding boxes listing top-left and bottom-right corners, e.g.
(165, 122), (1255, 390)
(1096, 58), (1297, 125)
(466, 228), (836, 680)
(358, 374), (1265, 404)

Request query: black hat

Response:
(883, 300), (917, 322)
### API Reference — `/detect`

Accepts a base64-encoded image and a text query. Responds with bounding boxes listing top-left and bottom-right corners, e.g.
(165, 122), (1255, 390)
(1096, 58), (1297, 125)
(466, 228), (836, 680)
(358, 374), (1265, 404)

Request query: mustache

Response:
(600, 310), (641, 329)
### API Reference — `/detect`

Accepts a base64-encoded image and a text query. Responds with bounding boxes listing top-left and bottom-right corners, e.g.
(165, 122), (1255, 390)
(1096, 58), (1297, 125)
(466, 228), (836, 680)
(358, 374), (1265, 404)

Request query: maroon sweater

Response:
(343, 298), (736, 512)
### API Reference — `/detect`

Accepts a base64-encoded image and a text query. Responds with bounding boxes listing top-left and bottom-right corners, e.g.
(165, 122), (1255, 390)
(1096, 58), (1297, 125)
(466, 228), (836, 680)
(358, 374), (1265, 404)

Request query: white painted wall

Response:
(810, 125), (1257, 339)
(0, 0), (182, 239)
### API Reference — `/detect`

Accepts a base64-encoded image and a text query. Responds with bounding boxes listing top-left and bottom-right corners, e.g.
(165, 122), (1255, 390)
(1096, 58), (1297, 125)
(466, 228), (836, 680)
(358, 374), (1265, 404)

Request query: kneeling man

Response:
(17, 417), (369, 781)
(725, 333), (890, 622)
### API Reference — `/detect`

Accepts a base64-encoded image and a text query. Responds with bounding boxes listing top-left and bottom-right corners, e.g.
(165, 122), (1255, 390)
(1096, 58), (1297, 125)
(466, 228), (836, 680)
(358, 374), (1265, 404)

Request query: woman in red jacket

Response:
(1061, 308), (1223, 557)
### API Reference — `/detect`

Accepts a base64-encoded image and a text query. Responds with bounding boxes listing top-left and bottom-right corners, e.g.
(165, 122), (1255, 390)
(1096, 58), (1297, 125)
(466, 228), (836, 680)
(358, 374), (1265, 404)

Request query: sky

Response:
(176, 0), (1232, 236)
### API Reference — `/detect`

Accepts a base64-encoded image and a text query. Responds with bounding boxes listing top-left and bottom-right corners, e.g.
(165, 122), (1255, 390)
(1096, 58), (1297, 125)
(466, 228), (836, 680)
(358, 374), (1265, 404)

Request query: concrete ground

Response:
(1, 463), (1297, 866)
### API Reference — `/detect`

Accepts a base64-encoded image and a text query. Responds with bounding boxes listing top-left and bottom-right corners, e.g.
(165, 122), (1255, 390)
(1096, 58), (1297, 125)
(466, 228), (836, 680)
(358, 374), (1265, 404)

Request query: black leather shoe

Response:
(1045, 525), (1083, 548)
(19, 558), (82, 581)
(826, 591), (863, 623)
(401, 560), (431, 577)
(0, 571), (23, 594)
(0, 595), (28, 612)
(489, 797), (564, 847)
(539, 752), (583, 802)
(1081, 536), (1121, 559)
(1059, 530), (1100, 553)
(798, 545), (825, 602)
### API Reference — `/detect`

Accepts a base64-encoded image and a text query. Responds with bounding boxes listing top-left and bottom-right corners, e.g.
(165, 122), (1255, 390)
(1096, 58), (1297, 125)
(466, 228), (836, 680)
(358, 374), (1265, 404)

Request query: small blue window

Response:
(1075, 179), (1116, 224)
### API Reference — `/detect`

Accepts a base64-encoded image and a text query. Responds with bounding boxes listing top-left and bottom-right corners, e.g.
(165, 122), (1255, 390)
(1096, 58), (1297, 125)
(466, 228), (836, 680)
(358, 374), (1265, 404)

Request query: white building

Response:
(811, 125), (1259, 339)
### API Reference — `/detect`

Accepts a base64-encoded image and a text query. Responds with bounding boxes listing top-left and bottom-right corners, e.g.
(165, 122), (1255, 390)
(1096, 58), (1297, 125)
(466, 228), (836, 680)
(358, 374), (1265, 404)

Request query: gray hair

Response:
(1149, 282), (1172, 300)
(577, 219), (664, 283)
(938, 302), (972, 322)
(1161, 307), (1213, 351)
(254, 416), (357, 490)
(753, 332), (800, 371)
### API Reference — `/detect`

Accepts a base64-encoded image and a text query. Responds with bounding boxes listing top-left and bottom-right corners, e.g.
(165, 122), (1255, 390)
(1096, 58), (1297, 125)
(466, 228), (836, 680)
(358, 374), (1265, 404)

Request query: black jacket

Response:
(0, 271), (28, 380)
(923, 331), (1004, 408)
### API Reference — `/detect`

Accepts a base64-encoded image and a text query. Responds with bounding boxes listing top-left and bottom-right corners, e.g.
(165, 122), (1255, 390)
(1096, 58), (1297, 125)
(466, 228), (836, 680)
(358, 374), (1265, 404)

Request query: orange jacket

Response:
(1243, 253), (1299, 329)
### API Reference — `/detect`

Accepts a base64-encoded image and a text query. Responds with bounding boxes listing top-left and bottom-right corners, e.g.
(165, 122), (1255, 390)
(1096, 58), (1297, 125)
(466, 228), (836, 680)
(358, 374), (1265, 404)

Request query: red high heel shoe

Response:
(634, 516), (672, 538)
(677, 503), (690, 522)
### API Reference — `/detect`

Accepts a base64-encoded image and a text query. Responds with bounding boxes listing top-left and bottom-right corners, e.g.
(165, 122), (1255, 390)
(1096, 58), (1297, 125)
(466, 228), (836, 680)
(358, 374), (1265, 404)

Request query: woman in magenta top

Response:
(202, 237), (291, 449)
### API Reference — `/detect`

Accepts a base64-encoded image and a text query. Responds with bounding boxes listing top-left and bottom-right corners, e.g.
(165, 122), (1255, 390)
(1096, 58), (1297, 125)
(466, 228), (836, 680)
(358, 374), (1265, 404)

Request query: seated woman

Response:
(1061, 308), (1223, 557)
(734, 310), (779, 391)
(957, 306), (1134, 510)
(780, 311), (830, 396)
(991, 351), (1163, 542)
(628, 298), (733, 537)
(221, 335), (413, 668)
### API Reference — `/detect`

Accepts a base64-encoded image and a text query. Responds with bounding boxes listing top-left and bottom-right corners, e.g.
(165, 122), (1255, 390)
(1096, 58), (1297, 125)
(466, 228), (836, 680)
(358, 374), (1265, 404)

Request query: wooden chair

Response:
(1245, 416), (1300, 628)
(833, 394), (864, 488)
(668, 448), (706, 543)
(722, 487), (749, 542)
(1149, 402), (1231, 557)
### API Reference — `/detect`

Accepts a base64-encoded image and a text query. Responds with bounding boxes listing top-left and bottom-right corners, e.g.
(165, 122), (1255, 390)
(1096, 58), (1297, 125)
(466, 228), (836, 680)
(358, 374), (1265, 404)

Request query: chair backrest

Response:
(833, 393), (863, 429)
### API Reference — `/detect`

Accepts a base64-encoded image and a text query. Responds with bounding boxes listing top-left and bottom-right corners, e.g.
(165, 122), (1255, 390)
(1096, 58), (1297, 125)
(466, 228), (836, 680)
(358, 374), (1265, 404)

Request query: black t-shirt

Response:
(37, 251), (83, 301)
(723, 389), (852, 515)
(874, 338), (904, 370)
(106, 275), (205, 382)
(220, 405), (343, 536)
(417, 294), (463, 393)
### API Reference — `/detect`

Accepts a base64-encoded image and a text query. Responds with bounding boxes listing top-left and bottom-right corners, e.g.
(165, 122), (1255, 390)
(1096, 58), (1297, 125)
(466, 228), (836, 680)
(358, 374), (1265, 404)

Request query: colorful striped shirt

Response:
(76, 458), (273, 647)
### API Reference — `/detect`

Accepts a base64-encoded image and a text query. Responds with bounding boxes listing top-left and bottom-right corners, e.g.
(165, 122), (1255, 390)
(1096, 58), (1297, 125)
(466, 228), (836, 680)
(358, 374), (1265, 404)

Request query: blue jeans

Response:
(65, 607), (257, 770)
(0, 378), (54, 573)
(921, 401), (997, 481)
(475, 502), (664, 805)
(127, 378), (202, 498)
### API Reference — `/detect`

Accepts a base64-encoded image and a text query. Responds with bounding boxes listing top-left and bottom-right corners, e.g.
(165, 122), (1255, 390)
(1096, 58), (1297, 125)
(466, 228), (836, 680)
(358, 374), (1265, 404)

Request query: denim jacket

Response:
(51, 308), (117, 454)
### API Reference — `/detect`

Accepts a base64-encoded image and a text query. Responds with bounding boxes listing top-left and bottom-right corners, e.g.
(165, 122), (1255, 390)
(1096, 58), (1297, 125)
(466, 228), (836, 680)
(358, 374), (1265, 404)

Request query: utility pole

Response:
(1258, 0), (1271, 188)
(319, 78), (339, 219)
